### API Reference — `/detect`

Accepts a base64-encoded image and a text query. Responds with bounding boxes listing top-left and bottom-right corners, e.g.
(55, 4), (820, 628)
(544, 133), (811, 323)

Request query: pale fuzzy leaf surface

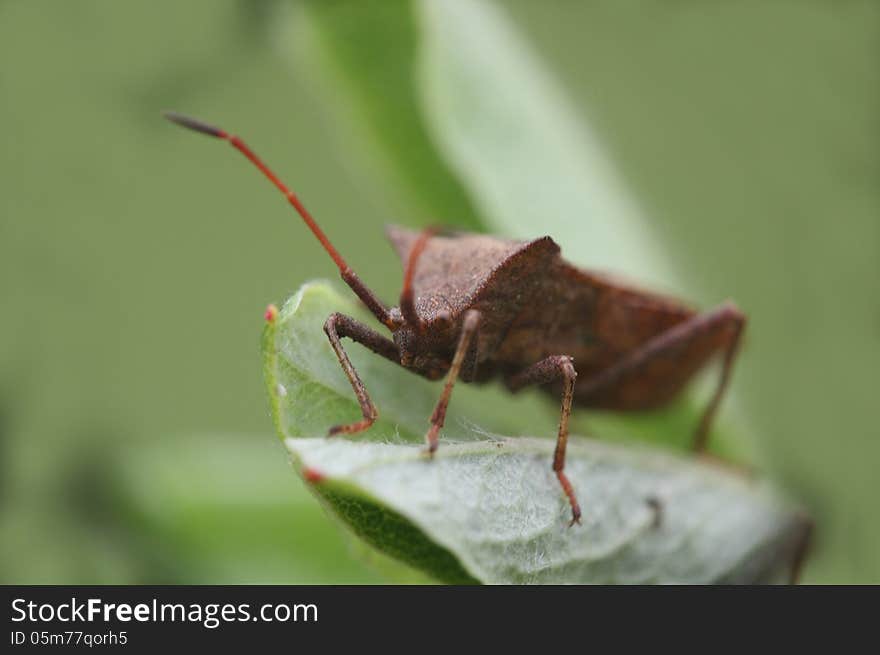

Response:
(264, 281), (808, 584)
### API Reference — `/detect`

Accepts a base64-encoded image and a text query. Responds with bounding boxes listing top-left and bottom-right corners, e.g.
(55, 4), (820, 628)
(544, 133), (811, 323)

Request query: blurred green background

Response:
(1, 0), (877, 583)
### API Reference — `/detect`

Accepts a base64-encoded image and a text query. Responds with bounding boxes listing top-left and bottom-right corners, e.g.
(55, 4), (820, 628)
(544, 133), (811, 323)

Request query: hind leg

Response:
(578, 302), (746, 451)
(424, 310), (481, 454)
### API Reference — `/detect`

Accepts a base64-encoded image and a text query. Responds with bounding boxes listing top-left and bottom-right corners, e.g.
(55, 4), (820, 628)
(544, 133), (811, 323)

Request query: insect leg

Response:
(692, 304), (746, 452)
(578, 301), (745, 452)
(507, 356), (580, 526)
(789, 514), (814, 584)
(425, 309), (481, 455)
(323, 312), (400, 436)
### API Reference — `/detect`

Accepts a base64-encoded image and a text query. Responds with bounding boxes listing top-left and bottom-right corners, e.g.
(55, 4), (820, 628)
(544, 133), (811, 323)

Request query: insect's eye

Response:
(387, 307), (405, 329)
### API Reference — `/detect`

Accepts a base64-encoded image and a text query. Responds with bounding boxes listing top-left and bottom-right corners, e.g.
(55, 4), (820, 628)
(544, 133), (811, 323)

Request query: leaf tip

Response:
(302, 466), (326, 484)
(264, 303), (279, 322)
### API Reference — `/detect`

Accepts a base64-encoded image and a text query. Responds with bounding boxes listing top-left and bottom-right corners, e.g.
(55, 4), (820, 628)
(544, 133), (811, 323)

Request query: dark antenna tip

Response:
(162, 110), (226, 138)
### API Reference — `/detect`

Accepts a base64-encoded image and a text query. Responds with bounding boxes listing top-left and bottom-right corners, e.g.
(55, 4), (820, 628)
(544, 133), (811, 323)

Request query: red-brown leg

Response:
(507, 355), (580, 526)
(789, 514), (814, 585)
(692, 305), (746, 452)
(577, 302), (746, 452)
(323, 312), (400, 436)
(425, 309), (481, 455)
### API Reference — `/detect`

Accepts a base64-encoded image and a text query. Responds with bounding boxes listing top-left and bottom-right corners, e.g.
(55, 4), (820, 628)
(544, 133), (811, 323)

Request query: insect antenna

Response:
(163, 111), (393, 329)
(399, 226), (438, 331)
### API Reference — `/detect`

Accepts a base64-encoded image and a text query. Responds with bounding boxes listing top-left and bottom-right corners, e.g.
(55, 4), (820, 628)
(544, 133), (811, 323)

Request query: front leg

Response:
(323, 312), (400, 435)
(507, 356), (581, 526)
(425, 309), (481, 455)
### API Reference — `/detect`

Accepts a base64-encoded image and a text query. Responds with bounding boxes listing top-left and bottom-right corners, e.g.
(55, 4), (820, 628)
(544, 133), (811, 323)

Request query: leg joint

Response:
(462, 308), (481, 332)
(323, 312), (341, 337)
(559, 356), (577, 382)
(718, 300), (747, 333)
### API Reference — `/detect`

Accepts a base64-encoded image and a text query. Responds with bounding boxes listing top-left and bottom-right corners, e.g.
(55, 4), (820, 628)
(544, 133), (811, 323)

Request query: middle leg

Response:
(507, 355), (580, 526)
(425, 309), (481, 455)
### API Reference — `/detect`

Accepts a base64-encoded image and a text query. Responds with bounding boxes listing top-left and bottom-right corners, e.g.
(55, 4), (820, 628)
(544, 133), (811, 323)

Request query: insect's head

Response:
(387, 306), (425, 368)
(386, 305), (451, 378)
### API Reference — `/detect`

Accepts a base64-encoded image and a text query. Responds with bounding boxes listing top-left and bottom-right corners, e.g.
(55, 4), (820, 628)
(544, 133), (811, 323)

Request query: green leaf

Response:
(416, 0), (679, 288)
(263, 281), (809, 584)
(275, 0), (481, 230)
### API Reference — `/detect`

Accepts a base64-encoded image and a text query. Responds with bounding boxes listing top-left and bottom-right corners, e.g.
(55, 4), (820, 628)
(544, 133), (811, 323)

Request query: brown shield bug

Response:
(165, 112), (745, 526)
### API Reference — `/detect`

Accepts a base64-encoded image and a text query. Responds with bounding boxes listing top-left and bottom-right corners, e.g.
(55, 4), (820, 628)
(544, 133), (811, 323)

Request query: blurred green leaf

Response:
(116, 432), (434, 584)
(263, 281), (808, 583)
(417, 0), (679, 288)
(279, 0), (481, 229)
